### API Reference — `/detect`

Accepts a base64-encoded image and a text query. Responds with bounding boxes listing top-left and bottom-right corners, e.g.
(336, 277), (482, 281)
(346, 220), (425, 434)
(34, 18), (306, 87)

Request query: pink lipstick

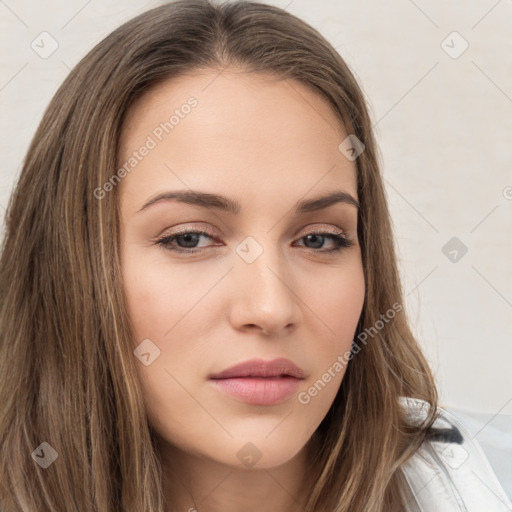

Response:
(208, 358), (305, 406)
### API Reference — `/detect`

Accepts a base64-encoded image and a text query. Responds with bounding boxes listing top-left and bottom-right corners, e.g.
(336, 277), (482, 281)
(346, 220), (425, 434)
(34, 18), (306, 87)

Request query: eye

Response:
(155, 228), (354, 254)
(156, 230), (217, 253)
(295, 231), (353, 252)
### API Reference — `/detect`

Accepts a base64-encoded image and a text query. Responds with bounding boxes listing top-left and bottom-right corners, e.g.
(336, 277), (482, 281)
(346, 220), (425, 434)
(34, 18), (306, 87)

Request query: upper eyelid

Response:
(159, 222), (351, 238)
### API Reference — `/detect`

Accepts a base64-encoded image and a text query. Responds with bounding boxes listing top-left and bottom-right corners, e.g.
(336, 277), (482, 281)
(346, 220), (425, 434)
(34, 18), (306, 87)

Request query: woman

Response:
(0, 1), (509, 511)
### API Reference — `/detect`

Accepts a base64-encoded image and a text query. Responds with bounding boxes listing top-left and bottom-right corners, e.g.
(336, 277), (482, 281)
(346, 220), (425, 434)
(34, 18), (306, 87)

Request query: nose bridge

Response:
(236, 231), (291, 296)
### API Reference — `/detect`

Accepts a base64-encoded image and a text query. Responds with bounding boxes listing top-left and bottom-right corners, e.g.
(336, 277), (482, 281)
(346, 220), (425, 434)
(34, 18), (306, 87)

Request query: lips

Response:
(208, 358), (305, 406)
(208, 358), (305, 380)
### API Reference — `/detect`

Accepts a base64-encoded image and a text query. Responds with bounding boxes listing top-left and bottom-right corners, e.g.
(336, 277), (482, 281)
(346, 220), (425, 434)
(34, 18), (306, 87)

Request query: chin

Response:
(211, 437), (308, 471)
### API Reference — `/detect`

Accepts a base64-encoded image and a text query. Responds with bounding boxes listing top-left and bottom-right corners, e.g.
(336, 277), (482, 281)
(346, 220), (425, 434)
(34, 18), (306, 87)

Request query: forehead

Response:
(118, 69), (358, 211)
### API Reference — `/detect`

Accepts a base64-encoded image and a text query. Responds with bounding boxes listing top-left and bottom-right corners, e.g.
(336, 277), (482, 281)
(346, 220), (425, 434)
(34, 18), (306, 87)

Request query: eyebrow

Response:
(137, 189), (359, 215)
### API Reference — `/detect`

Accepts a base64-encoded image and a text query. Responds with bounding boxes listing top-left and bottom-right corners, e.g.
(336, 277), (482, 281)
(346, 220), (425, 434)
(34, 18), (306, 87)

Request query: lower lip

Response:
(209, 376), (302, 405)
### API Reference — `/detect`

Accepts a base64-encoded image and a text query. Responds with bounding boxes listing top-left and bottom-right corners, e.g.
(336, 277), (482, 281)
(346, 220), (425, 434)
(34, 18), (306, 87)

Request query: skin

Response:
(118, 68), (365, 512)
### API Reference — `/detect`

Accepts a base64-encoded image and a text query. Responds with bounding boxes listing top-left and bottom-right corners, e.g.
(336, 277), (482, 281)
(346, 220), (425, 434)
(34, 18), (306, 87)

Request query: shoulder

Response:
(398, 397), (512, 512)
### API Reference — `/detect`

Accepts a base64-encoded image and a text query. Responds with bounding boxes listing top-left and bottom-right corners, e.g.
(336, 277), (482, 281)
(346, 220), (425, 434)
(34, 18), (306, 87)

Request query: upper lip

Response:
(209, 358), (305, 379)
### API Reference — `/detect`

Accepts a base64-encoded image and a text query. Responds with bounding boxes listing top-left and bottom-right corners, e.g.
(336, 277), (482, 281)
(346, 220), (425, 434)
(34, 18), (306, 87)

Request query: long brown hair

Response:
(0, 1), (438, 510)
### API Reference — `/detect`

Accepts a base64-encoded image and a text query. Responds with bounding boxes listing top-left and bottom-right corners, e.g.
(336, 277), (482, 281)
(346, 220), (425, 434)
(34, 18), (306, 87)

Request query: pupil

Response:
(178, 233), (199, 248)
(306, 234), (323, 249)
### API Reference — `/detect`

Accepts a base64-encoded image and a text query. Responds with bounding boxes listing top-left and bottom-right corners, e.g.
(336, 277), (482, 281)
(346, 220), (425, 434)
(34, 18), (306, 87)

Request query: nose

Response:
(228, 243), (301, 336)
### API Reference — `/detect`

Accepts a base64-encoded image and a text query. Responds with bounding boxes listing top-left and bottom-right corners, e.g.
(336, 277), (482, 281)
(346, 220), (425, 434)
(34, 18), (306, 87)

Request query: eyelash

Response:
(155, 228), (354, 255)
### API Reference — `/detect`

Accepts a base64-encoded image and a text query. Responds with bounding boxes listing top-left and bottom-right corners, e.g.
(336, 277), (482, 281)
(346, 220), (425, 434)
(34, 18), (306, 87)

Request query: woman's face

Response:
(118, 69), (365, 470)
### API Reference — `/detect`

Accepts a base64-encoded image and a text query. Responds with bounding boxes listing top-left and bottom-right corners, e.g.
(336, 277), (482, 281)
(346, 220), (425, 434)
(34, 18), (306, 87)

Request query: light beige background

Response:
(1, 0), (511, 416)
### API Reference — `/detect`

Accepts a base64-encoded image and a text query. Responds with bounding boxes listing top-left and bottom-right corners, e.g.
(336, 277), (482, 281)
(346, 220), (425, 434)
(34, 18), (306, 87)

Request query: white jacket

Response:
(400, 397), (512, 511)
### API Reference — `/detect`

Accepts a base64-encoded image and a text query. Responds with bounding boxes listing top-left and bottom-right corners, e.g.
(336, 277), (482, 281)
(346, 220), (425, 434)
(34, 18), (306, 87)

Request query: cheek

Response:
(122, 252), (211, 449)
(336, 271), (365, 341)
(301, 259), (365, 385)
(122, 247), (206, 344)
(291, 257), (365, 404)
(309, 258), (365, 346)
(122, 247), (215, 403)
